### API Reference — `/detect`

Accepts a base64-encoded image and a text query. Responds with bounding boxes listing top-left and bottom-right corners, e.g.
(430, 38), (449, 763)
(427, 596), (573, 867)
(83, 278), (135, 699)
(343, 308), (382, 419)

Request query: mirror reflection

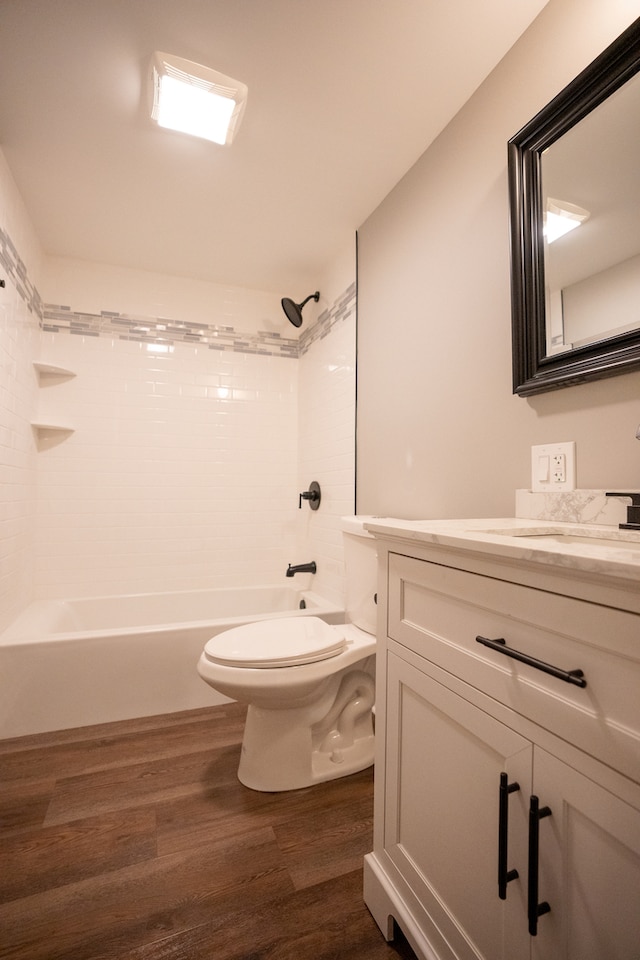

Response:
(542, 70), (640, 357)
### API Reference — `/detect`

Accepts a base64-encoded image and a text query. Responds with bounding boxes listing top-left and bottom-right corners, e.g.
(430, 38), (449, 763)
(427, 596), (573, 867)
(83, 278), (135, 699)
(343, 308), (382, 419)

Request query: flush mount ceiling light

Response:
(544, 198), (590, 244)
(151, 52), (247, 145)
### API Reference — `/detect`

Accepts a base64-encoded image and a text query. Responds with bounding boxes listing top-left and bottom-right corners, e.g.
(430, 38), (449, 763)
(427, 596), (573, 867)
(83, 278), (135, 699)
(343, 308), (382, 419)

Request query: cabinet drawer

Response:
(388, 553), (640, 782)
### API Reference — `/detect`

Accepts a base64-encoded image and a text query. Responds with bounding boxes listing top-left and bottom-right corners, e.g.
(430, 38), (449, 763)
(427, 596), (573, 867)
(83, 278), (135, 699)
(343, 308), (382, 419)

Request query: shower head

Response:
(281, 291), (320, 328)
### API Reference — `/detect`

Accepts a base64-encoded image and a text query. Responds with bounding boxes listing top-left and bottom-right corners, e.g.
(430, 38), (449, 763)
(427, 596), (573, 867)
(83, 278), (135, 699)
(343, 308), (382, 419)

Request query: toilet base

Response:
(237, 670), (375, 791)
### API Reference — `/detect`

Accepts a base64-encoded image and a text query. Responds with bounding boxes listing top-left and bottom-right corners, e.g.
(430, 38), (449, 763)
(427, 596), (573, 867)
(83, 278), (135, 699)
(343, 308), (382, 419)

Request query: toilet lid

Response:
(203, 616), (347, 668)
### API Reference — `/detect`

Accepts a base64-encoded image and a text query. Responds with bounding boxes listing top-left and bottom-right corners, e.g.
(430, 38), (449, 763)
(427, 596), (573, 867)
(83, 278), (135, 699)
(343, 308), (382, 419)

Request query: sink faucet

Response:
(605, 425), (640, 529)
(286, 561), (317, 577)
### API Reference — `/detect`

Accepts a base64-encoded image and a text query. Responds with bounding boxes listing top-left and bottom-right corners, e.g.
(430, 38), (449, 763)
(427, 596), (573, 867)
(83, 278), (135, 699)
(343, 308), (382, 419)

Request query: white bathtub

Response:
(0, 586), (344, 740)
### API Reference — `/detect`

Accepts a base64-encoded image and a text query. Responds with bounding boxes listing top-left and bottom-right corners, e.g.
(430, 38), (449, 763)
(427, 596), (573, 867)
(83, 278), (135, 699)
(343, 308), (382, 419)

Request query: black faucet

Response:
(605, 492), (640, 530)
(605, 424), (640, 530)
(286, 561), (317, 577)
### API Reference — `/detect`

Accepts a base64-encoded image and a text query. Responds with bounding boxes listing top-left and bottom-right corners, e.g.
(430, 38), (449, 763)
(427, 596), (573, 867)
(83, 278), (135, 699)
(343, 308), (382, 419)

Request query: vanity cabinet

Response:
(364, 538), (640, 960)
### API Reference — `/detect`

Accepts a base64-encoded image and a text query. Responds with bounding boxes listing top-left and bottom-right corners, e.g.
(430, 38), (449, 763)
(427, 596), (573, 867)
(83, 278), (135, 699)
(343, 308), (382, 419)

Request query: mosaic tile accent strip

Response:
(41, 305), (301, 358)
(42, 280), (355, 359)
(299, 281), (356, 357)
(2, 226), (355, 359)
(0, 227), (43, 319)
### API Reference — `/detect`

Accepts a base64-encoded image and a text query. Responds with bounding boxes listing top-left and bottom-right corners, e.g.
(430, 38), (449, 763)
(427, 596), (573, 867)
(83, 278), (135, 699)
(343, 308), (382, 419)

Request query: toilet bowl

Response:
(196, 516), (380, 791)
(198, 617), (375, 790)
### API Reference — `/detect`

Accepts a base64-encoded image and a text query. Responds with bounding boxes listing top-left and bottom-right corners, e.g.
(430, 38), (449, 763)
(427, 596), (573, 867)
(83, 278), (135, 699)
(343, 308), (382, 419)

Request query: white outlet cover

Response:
(531, 442), (576, 492)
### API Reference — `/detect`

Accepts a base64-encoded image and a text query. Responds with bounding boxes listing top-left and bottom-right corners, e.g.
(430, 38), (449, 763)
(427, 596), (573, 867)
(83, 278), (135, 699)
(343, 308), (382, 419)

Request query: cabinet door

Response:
(385, 652), (533, 960)
(532, 750), (640, 960)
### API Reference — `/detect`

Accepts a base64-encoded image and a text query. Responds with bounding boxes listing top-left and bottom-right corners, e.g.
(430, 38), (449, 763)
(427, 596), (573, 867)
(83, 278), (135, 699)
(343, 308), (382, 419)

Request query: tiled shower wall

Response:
(1, 152), (355, 615)
(0, 242), (40, 630)
(6, 285), (355, 608)
(34, 282), (356, 600)
(0, 155), (43, 634)
(34, 331), (300, 598)
(33, 286), (356, 600)
(297, 284), (356, 605)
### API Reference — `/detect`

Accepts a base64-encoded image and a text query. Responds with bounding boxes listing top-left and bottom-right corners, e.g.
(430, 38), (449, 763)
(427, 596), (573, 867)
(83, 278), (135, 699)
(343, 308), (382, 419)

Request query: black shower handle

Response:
(298, 481), (321, 510)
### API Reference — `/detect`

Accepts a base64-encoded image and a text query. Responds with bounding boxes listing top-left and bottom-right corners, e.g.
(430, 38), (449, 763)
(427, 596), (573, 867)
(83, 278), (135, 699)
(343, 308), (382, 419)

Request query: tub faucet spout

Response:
(286, 561), (317, 577)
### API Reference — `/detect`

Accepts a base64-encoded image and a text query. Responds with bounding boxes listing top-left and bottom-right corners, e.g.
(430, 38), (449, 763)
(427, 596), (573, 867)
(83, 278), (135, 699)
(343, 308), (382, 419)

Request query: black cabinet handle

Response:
(476, 636), (587, 688)
(498, 772), (520, 899)
(528, 795), (552, 935)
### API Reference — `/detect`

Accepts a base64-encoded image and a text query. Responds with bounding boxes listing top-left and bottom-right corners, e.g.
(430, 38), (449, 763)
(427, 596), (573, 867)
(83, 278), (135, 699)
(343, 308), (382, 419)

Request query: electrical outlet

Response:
(552, 453), (566, 483)
(531, 442), (576, 492)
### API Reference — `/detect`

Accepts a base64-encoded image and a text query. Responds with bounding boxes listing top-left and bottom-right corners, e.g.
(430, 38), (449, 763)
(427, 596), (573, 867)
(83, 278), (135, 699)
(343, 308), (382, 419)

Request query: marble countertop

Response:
(364, 516), (640, 583)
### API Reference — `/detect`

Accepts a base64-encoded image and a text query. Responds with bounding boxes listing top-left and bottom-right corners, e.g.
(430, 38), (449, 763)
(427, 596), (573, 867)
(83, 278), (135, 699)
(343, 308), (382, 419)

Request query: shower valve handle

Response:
(299, 481), (321, 510)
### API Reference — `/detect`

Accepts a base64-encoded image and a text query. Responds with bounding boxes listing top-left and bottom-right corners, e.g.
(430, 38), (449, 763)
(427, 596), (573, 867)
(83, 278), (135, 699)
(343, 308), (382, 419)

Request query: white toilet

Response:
(197, 516), (378, 791)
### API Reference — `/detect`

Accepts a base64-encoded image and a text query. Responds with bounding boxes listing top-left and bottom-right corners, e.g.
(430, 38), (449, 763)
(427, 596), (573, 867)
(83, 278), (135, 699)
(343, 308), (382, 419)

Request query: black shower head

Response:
(281, 291), (320, 327)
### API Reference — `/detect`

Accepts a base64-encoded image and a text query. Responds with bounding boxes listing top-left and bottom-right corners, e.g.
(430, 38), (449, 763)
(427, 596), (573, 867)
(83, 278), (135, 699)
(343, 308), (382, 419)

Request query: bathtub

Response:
(0, 586), (344, 740)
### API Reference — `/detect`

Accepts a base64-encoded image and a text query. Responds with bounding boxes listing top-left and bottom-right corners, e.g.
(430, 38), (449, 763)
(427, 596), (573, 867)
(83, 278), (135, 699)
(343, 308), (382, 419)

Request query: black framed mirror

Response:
(509, 17), (640, 397)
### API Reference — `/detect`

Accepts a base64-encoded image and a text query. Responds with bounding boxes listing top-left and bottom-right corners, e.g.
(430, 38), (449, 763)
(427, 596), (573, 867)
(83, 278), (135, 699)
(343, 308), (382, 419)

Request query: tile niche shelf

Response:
(33, 361), (76, 377)
(31, 361), (76, 436)
(30, 422), (75, 434)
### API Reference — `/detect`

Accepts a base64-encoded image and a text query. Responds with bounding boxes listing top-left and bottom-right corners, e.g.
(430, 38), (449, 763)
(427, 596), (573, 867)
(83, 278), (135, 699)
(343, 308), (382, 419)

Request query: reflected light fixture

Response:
(544, 198), (590, 244)
(151, 52), (248, 145)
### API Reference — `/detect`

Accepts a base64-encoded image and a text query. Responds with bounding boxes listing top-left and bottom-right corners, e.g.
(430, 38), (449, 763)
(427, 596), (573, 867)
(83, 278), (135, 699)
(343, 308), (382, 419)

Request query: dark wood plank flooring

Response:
(0, 701), (416, 960)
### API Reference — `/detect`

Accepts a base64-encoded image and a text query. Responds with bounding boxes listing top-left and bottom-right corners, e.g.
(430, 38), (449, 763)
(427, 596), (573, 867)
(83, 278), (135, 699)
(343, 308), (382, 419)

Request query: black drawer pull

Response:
(528, 795), (552, 935)
(498, 772), (520, 899)
(476, 636), (587, 688)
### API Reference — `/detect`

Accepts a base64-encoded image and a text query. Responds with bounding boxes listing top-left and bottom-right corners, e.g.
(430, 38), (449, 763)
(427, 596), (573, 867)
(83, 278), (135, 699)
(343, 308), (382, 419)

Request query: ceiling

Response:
(0, 0), (549, 295)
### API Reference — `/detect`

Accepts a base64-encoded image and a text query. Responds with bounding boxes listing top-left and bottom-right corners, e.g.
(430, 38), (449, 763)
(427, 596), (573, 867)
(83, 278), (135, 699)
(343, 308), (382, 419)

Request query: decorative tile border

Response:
(0, 227), (43, 319)
(2, 226), (355, 359)
(41, 305), (301, 359)
(298, 281), (356, 357)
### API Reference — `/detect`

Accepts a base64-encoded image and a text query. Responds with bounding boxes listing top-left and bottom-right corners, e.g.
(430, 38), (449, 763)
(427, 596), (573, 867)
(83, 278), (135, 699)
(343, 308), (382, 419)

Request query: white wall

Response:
(357, 0), (640, 520)
(297, 241), (357, 605)
(0, 151), (43, 632)
(43, 257), (286, 336)
(562, 254), (640, 346)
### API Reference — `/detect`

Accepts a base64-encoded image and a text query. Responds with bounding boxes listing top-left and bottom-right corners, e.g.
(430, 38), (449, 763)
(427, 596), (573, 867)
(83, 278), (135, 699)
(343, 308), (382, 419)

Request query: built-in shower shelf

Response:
(33, 361), (76, 377)
(31, 422), (75, 433)
(32, 361), (76, 441)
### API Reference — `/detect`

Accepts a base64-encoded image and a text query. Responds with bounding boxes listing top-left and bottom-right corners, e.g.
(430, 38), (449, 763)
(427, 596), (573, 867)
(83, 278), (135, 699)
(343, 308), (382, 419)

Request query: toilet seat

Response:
(203, 616), (347, 668)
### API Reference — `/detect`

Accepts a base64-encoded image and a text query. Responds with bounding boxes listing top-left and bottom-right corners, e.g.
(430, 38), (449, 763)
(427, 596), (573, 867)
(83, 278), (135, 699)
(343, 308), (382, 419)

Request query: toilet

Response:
(197, 516), (378, 791)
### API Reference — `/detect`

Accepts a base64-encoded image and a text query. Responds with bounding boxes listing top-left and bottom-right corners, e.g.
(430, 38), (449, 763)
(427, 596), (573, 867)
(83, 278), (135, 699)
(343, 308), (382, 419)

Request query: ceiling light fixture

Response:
(151, 52), (247, 145)
(544, 198), (590, 244)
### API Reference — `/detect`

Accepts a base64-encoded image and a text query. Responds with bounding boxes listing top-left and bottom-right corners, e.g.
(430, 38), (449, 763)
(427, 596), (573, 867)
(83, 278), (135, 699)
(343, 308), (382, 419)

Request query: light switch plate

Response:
(531, 442), (576, 492)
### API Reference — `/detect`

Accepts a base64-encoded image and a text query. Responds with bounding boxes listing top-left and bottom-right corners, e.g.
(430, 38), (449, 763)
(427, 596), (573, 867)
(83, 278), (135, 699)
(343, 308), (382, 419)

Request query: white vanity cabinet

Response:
(364, 534), (640, 960)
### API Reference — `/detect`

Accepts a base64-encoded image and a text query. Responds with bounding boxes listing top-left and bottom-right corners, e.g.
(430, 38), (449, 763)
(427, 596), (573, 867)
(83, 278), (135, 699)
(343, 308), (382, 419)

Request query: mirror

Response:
(508, 17), (640, 396)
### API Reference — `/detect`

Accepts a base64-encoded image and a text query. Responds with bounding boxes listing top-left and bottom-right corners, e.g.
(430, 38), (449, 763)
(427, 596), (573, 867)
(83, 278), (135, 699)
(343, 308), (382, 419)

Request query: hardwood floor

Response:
(0, 702), (416, 960)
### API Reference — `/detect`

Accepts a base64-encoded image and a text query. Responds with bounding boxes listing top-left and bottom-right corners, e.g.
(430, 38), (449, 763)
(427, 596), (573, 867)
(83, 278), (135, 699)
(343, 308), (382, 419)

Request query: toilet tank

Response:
(340, 516), (379, 635)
